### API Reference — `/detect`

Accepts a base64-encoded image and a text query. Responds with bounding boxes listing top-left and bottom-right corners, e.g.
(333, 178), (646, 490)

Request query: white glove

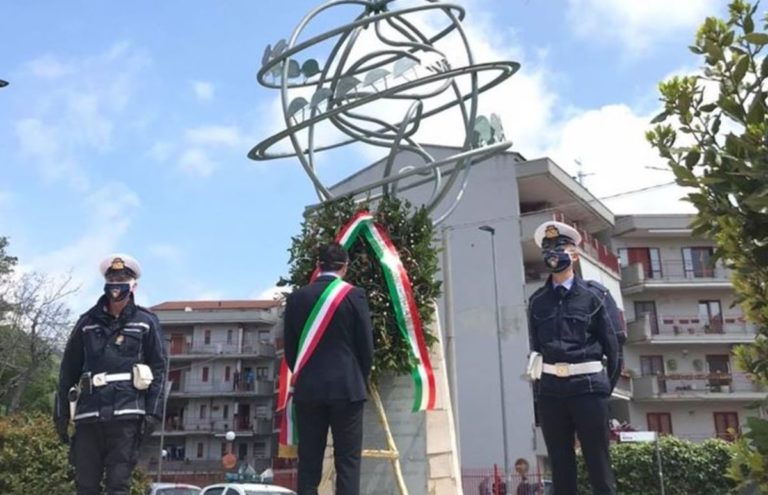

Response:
(526, 351), (543, 381)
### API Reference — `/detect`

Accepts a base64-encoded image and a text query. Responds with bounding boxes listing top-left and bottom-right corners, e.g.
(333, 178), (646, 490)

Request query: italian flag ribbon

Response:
(279, 277), (354, 446)
(277, 211), (437, 449)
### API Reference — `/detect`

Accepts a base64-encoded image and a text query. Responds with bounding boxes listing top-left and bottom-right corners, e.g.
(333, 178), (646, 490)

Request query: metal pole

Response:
(480, 226), (511, 480)
(441, 226), (461, 459)
(157, 342), (171, 482)
(656, 436), (665, 495)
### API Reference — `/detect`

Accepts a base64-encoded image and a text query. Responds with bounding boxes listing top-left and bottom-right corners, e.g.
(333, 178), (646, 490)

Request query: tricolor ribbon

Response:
(277, 211), (436, 450)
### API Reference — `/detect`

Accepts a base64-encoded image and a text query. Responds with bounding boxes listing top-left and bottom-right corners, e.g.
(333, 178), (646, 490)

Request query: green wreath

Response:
(278, 196), (442, 379)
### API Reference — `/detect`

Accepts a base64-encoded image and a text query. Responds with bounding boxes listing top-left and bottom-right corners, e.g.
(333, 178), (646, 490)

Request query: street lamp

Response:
(478, 225), (511, 480)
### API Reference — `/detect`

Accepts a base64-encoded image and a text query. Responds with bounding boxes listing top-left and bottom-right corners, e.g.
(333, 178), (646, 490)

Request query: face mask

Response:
(543, 249), (573, 273)
(104, 281), (135, 302)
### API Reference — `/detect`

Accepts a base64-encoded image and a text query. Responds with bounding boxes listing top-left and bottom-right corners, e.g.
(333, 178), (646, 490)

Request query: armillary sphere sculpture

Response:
(249, 0), (520, 225)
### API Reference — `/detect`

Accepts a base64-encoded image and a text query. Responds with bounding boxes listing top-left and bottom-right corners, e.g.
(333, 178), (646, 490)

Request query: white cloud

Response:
(148, 243), (182, 261)
(178, 148), (215, 177)
(25, 55), (74, 79)
(566, 0), (720, 53)
(254, 285), (291, 301)
(147, 141), (175, 162)
(184, 125), (244, 148)
(192, 81), (215, 101)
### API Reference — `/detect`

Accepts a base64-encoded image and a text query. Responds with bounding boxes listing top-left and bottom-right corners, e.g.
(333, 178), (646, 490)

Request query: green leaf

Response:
(686, 150), (702, 168)
(746, 92), (765, 125)
(670, 163), (698, 185)
(745, 15), (755, 34)
(718, 96), (746, 121)
(705, 40), (725, 61)
(744, 32), (768, 45)
(733, 55), (750, 84)
(650, 111), (669, 124)
(761, 55), (768, 79)
(700, 103), (718, 113)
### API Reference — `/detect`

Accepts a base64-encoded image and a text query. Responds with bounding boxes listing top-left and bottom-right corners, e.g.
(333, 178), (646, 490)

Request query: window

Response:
(618, 247), (662, 278)
(634, 301), (659, 335)
(682, 247), (715, 278)
(647, 413), (673, 435)
(640, 355), (666, 393)
(225, 366), (231, 382)
(699, 300), (723, 333)
(227, 329), (233, 345)
(202, 367), (209, 382)
(259, 330), (271, 343)
(221, 442), (228, 457)
(256, 366), (269, 379)
(254, 441), (267, 457)
(199, 404), (207, 419)
(204, 329), (211, 345)
(714, 412), (740, 441)
(707, 355), (731, 388)
(223, 405), (229, 419)
(196, 442), (204, 458)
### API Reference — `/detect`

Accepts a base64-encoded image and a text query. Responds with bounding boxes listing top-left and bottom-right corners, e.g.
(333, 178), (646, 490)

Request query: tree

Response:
(0, 237), (18, 317)
(646, 1), (768, 490)
(0, 272), (77, 413)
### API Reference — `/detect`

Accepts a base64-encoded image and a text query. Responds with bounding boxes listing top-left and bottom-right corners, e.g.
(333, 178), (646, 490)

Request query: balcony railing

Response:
(170, 378), (275, 396)
(633, 372), (763, 399)
(621, 260), (731, 288)
(170, 340), (276, 357)
(628, 313), (755, 342)
(161, 418), (274, 435)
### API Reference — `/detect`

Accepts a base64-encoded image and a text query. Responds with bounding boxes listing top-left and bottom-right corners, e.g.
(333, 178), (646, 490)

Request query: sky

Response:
(0, 0), (730, 310)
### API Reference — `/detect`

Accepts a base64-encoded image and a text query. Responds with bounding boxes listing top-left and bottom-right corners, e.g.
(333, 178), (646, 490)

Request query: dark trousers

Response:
(539, 395), (615, 495)
(295, 400), (364, 495)
(71, 420), (142, 495)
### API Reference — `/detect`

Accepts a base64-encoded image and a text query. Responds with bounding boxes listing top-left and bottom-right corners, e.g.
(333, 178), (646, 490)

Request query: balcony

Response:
(621, 260), (732, 293)
(627, 313), (756, 344)
(169, 378), (275, 398)
(169, 341), (276, 359)
(157, 418), (274, 437)
(612, 373), (632, 400)
(632, 372), (764, 401)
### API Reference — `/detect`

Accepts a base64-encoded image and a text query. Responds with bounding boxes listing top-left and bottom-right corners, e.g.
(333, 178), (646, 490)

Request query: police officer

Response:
(54, 254), (167, 495)
(527, 222), (625, 495)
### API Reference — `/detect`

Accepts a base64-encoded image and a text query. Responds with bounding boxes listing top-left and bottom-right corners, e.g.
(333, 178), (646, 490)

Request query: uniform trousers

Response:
(71, 419), (142, 495)
(538, 394), (615, 495)
(295, 400), (364, 495)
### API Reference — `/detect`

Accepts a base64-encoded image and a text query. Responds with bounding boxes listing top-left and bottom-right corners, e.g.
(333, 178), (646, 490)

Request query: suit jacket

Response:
(284, 275), (374, 402)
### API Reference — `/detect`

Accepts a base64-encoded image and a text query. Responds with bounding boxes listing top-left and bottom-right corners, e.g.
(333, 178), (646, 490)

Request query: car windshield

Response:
(157, 489), (201, 495)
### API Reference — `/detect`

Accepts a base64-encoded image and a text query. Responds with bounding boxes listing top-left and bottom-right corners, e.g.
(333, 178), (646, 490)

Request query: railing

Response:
(621, 260), (731, 287)
(614, 373), (632, 396)
(628, 312), (755, 341)
(170, 378), (275, 395)
(170, 340), (275, 357)
(462, 468), (549, 495)
(162, 418), (274, 435)
(633, 372), (763, 398)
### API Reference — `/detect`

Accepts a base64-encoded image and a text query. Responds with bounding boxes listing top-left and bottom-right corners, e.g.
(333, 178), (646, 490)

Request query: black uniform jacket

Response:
(283, 275), (374, 403)
(54, 295), (167, 424)
(528, 275), (626, 397)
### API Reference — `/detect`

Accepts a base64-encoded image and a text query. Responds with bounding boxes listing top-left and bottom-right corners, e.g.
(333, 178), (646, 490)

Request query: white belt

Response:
(542, 361), (603, 378)
(92, 372), (132, 387)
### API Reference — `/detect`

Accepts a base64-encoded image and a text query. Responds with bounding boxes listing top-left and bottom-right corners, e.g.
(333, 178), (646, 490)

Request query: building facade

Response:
(613, 214), (762, 441)
(139, 300), (281, 480)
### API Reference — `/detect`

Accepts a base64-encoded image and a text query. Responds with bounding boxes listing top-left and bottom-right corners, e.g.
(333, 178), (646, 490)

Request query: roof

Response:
(151, 300), (281, 311)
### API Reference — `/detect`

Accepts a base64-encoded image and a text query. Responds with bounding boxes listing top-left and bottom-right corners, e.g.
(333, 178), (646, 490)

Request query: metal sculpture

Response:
(249, 0), (519, 224)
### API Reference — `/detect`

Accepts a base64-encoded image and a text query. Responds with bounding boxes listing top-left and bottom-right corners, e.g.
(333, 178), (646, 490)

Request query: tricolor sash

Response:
(279, 277), (353, 446)
(277, 211), (437, 452)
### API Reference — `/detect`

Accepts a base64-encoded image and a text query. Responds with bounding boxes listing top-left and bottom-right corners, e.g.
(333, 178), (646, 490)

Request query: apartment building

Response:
(139, 300), (282, 479)
(613, 214), (763, 441)
(328, 145), (625, 471)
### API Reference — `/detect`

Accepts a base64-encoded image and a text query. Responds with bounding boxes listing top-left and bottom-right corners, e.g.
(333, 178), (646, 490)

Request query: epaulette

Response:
(585, 279), (609, 294)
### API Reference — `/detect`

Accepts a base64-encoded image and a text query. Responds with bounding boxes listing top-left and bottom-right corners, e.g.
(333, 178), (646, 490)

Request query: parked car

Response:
(147, 482), (202, 495)
(200, 483), (296, 495)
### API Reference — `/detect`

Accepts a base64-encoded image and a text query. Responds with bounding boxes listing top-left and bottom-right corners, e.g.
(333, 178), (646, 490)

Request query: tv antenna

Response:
(574, 159), (595, 186)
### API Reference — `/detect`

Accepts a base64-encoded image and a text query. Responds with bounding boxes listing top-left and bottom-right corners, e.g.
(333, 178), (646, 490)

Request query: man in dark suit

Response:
(284, 242), (375, 495)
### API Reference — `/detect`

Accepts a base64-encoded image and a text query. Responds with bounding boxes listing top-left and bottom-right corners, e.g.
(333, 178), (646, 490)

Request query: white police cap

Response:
(533, 221), (582, 248)
(99, 253), (141, 279)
